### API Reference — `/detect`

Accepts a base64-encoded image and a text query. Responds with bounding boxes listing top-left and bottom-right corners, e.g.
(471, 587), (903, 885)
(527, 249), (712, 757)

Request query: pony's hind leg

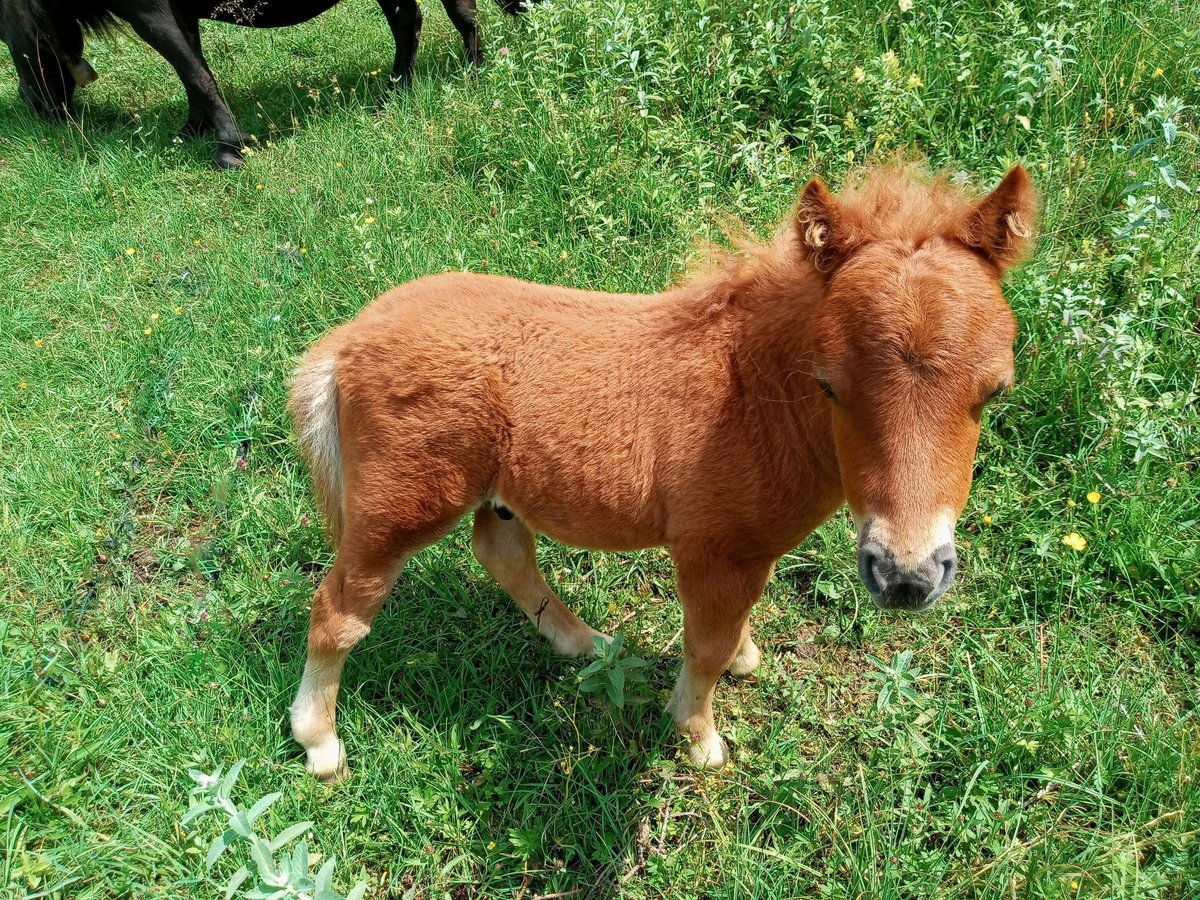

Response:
(290, 546), (408, 781)
(441, 0), (482, 67)
(290, 510), (461, 781)
(472, 504), (609, 657)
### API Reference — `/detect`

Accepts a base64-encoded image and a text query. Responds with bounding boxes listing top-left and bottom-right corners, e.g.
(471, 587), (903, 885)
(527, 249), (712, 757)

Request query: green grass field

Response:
(2, 0), (1199, 896)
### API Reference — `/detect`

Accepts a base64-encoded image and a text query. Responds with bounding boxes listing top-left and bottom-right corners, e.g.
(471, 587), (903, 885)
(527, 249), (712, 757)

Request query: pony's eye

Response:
(815, 379), (836, 400)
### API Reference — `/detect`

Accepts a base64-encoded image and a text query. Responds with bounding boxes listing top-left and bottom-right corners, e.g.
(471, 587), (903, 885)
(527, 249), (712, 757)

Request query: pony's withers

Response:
(288, 164), (1036, 778)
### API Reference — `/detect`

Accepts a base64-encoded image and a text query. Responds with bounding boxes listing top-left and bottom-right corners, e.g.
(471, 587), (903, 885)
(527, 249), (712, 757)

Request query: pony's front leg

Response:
(667, 553), (776, 768)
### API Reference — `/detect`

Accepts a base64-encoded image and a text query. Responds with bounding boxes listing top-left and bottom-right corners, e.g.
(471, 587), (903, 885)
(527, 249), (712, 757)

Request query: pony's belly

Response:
(492, 490), (664, 553)
(200, 0), (341, 28)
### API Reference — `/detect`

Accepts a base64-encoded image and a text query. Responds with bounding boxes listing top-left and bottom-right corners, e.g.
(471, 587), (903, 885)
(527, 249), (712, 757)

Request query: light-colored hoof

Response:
(304, 737), (347, 783)
(728, 637), (762, 677)
(684, 729), (728, 769)
(553, 627), (612, 658)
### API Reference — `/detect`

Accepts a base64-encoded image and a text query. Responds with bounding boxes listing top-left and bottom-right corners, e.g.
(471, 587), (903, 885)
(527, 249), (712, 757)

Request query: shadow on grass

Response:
(211, 539), (681, 897)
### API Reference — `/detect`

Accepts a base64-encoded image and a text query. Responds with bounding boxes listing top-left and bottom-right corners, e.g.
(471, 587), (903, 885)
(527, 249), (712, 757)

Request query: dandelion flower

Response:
(983, 514), (993, 526)
(1087, 491), (1100, 505)
(256, 183), (264, 191)
(174, 306), (184, 314)
(19, 381), (28, 389)
(300, 247), (308, 255)
(150, 312), (159, 322)
(143, 327), (153, 336)
(607, 601), (617, 613)
(335, 161), (344, 169)
(364, 216), (376, 224)
(1062, 532), (1087, 552)
(34, 338), (44, 347)
(126, 247), (137, 256)
(1153, 67), (1164, 77)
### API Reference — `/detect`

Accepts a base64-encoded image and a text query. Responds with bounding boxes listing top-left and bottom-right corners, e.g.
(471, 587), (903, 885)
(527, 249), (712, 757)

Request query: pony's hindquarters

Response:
(288, 354), (344, 546)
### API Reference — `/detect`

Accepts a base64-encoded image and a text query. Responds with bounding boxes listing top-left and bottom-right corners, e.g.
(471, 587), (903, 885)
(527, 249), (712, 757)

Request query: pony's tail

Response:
(288, 354), (344, 547)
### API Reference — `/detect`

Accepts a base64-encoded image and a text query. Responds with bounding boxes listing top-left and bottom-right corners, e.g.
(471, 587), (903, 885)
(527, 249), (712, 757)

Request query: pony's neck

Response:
(722, 265), (826, 402)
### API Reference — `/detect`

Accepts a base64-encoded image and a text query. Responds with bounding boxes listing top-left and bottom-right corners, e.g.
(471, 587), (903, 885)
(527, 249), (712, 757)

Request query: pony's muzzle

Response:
(857, 528), (957, 612)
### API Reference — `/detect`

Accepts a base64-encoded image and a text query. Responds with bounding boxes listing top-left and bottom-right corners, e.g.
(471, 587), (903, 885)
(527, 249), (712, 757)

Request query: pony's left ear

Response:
(957, 165), (1037, 271)
(796, 178), (860, 274)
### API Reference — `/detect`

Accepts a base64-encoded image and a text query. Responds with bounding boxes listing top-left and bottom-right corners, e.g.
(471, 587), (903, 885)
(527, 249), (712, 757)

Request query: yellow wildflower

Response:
(1087, 491), (1100, 505)
(174, 306), (184, 314)
(34, 338), (44, 347)
(125, 247), (136, 256)
(335, 161), (344, 169)
(907, 73), (924, 90)
(899, 0), (913, 9)
(19, 381), (28, 390)
(607, 601), (617, 613)
(1067, 499), (1076, 508)
(983, 514), (993, 526)
(1153, 67), (1164, 77)
(143, 327), (153, 336)
(853, 66), (866, 83)
(1062, 532), (1087, 552)
(364, 216), (376, 224)
(486, 841), (496, 850)
(256, 183), (264, 191)
(299, 247), (308, 255)
(150, 312), (159, 322)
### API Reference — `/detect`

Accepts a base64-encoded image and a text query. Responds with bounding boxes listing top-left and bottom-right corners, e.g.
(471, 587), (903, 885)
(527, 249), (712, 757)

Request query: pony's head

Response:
(801, 165), (1036, 611)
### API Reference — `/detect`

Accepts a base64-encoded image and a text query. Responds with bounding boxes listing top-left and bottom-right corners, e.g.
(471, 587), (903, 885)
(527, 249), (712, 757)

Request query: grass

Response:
(2, 0), (1199, 896)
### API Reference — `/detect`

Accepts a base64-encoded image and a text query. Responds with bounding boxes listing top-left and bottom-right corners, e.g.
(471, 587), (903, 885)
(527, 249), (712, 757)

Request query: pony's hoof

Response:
(728, 637), (761, 677)
(214, 147), (244, 169)
(304, 738), (347, 782)
(684, 729), (728, 769)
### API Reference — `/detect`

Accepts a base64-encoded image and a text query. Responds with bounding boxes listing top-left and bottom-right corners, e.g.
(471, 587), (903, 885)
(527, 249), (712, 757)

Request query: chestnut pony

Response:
(288, 164), (1036, 779)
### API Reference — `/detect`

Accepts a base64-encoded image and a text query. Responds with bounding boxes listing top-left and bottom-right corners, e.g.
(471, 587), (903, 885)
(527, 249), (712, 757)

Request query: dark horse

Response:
(1, 0), (531, 167)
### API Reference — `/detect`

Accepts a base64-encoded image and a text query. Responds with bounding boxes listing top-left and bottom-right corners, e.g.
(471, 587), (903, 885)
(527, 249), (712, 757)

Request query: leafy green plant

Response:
(183, 760), (366, 900)
(576, 633), (648, 708)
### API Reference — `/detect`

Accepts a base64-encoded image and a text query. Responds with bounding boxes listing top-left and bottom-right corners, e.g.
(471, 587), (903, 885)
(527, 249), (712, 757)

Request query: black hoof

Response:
(214, 146), (244, 169)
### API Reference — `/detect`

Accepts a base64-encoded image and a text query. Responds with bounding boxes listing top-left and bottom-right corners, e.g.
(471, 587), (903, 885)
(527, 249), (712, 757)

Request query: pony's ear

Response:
(796, 178), (852, 274)
(956, 166), (1037, 271)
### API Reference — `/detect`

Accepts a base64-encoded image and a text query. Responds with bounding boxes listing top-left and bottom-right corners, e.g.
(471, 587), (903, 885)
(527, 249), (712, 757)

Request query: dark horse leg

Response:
(441, 0), (482, 68)
(110, 1), (248, 168)
(376, 0), (422, 86)
(176, 18), (217, 138)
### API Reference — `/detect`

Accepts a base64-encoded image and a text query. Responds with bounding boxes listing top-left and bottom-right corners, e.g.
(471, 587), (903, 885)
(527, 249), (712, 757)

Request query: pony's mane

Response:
(685, 162), (985, 293)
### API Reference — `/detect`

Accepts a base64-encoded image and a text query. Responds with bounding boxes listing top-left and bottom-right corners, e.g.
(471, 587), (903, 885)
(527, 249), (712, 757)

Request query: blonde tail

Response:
(288, 355), (344, 546)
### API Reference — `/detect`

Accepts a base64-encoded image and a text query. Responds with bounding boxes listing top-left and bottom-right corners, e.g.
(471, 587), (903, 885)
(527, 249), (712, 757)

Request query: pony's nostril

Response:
(858, 545), (885, 596)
